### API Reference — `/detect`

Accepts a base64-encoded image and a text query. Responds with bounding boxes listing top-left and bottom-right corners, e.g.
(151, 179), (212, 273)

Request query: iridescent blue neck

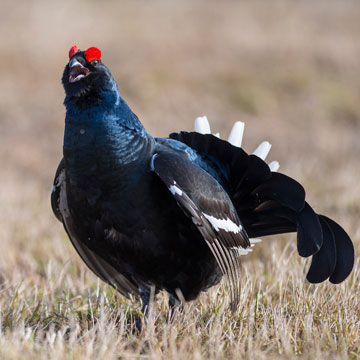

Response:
(63, 76), (154, 173)
(64, 76), (146, 134)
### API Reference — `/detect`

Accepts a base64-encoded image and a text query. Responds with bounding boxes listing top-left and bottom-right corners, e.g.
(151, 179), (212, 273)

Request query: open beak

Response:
(69, 58), (90, 83)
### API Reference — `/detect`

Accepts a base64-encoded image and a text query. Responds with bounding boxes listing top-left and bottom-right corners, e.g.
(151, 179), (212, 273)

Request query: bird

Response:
(52, 45), (354, 316)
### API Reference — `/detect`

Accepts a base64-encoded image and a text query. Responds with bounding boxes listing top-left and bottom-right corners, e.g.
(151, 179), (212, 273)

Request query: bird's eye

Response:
(91, 59), (99, 66)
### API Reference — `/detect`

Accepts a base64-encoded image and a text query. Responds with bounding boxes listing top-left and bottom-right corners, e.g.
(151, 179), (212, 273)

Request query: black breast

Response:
(64, 162), (221, 301)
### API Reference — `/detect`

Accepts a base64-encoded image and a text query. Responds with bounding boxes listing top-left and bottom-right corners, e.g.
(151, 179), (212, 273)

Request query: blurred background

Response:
(0, 0), (359, 287)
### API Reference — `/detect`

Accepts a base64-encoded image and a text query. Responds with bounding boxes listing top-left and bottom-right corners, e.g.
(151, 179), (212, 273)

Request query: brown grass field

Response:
(0, 1), (359, 359)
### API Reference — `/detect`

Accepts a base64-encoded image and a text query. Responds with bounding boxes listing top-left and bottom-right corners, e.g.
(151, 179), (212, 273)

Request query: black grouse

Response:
(52, 45), (355, 314)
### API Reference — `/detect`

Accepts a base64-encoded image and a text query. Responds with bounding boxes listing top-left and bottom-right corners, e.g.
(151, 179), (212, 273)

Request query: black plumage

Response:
(52, 45), (355, 313)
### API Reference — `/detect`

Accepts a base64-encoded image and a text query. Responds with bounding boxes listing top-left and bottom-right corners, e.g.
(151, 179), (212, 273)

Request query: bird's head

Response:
(62, 45), (114, 101)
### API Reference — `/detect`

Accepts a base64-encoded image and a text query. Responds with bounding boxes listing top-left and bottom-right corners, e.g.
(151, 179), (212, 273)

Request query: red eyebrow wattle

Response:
(69, 45), (79, 59)
(85, 47), (102, 62)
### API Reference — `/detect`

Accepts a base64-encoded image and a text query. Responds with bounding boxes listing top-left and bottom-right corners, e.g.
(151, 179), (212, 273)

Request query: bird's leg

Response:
(135, 286), (151, 333)
(168, 294), (183, 322)
(140, 287), (151, 317)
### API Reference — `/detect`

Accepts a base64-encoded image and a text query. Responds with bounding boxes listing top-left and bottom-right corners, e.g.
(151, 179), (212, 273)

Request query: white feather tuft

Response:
(203, 214), (242, 234)
(194, 116), (211, 134)
(193, 117), (281, 172)
(232, 247), (253, 256)
(268, 160), (280, 172)
(227, 121), (244, 147)
(250, 238), (262, 244)
(169, 181), (183, 196)
(169, 185), (183, 196)
(252, 141), (272, 160)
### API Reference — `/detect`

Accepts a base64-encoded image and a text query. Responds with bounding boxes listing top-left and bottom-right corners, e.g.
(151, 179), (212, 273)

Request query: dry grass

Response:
(0, 0), (359, 359)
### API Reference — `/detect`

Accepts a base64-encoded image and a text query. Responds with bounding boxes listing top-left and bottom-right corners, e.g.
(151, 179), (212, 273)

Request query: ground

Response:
(0, 1), (359, 359)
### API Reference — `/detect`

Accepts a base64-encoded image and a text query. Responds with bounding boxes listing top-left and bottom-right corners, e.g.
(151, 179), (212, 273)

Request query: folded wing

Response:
(151, 149), (250, 309)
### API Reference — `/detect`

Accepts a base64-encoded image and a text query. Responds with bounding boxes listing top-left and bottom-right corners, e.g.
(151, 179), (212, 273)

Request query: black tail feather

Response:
(170, 131), (354, 284)
(241, 201), (297, 237)
(233, 155), (272, 201)
(251, 173), (305, 212)
(306, 217), (336, 283)
(170, 132), (271, 194)
(296, 203), (323, 257)
(320, 216), (355, 284)
(246, 221), (296, 237)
